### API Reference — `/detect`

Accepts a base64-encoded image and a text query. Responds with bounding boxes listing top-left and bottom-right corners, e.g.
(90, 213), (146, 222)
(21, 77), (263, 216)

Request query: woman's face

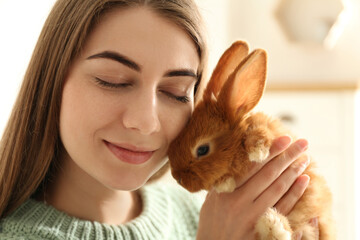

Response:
(59, 7), (199, 191)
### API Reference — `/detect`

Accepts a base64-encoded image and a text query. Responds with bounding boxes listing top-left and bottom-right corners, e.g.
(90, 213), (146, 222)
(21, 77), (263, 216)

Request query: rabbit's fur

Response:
(167, 41), (335, 239)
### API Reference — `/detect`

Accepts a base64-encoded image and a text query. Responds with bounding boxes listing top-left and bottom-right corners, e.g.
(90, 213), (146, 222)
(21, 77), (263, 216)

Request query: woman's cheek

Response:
(163, 104), (193, 143)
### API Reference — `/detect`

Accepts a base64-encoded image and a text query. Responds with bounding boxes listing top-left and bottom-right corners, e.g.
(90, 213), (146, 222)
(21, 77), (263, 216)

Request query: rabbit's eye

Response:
(196, 144), (210, 158)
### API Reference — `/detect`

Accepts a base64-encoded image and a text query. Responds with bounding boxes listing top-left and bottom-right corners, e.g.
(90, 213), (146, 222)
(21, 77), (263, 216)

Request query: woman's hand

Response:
(196, 135), (310, 240)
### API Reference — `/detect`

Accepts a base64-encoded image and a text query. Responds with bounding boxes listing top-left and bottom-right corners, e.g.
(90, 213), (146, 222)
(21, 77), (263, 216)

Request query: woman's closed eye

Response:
(94, 77), (132, 89)
(158, 83), (193, 104)
(160, 90), (190, 103)
(93, 76), (192, 104)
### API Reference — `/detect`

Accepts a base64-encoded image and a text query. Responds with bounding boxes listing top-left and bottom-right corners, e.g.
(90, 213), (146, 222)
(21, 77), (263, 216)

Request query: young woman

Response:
(0, 0), (316, 239)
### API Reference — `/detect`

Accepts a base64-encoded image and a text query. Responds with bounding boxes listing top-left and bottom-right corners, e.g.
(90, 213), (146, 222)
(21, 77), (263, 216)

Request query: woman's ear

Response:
(203, 41), (249, 102)
(218, 49), (267, 118)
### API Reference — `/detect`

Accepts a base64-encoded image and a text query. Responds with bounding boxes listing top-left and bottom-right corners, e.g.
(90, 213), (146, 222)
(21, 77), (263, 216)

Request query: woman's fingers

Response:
(275, 174), (310, 215)
(253, 153), (310, 210)
(236, 138), (309, 200)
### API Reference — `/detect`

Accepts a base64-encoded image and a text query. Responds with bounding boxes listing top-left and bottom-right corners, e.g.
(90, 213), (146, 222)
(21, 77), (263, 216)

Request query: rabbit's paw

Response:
(214, 177), (236, 193)
(255, 208), (292, 240)
(248, 139), (270, 162)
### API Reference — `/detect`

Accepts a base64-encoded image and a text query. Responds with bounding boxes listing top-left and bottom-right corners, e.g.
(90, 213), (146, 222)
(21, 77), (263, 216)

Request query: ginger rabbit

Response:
(167, 41), (335, 240)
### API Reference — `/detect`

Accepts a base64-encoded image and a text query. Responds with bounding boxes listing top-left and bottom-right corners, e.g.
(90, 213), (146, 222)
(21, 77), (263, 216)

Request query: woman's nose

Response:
(122, 90), (161, 135)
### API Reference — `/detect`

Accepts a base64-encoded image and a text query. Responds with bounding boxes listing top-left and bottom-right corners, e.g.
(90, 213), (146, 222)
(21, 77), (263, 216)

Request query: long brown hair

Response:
(0, 0), (208, 218)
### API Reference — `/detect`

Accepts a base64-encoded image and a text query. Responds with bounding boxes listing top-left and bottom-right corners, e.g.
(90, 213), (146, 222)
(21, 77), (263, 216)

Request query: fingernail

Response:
(295, 139), (309, 151)
(298, 174), (310, 187)
(310, 217), (318, 227)
(276, 135), (292, 149)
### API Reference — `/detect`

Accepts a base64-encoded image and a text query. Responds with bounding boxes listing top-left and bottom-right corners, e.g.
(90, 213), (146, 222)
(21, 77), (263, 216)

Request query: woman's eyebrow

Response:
(87, 51), (197, 80)
(86, 51), (141, 72)
(164, 69), (198, 80)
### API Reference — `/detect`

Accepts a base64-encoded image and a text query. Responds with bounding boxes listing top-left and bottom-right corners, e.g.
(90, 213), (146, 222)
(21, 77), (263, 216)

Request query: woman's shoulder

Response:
(0, 199), (54, 239)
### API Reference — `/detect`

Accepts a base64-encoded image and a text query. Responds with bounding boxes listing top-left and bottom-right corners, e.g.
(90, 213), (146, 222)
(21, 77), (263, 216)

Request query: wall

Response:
(0, 0), (56, 137)
(197, 0), (360, 86)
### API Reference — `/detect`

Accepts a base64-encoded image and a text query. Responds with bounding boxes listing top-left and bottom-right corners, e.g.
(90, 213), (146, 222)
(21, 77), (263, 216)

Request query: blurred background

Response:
(0, 0), (359, 239)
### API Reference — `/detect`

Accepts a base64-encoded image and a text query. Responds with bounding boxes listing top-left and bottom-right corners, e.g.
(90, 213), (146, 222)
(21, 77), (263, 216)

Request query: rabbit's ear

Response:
(203, 41), (249, 101)
(218, 49), (267, 118)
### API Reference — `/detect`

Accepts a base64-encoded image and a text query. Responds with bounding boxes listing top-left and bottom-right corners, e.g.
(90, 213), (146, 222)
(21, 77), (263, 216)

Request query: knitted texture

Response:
(0, 183), (203, 239)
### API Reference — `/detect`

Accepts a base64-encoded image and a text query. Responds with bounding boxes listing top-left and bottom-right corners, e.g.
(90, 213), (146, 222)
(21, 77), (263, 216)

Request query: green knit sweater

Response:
(0, 183), (203, 239)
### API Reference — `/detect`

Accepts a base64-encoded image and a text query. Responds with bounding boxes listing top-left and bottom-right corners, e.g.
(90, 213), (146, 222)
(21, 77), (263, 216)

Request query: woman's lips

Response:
(105, 141), (155, 165)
